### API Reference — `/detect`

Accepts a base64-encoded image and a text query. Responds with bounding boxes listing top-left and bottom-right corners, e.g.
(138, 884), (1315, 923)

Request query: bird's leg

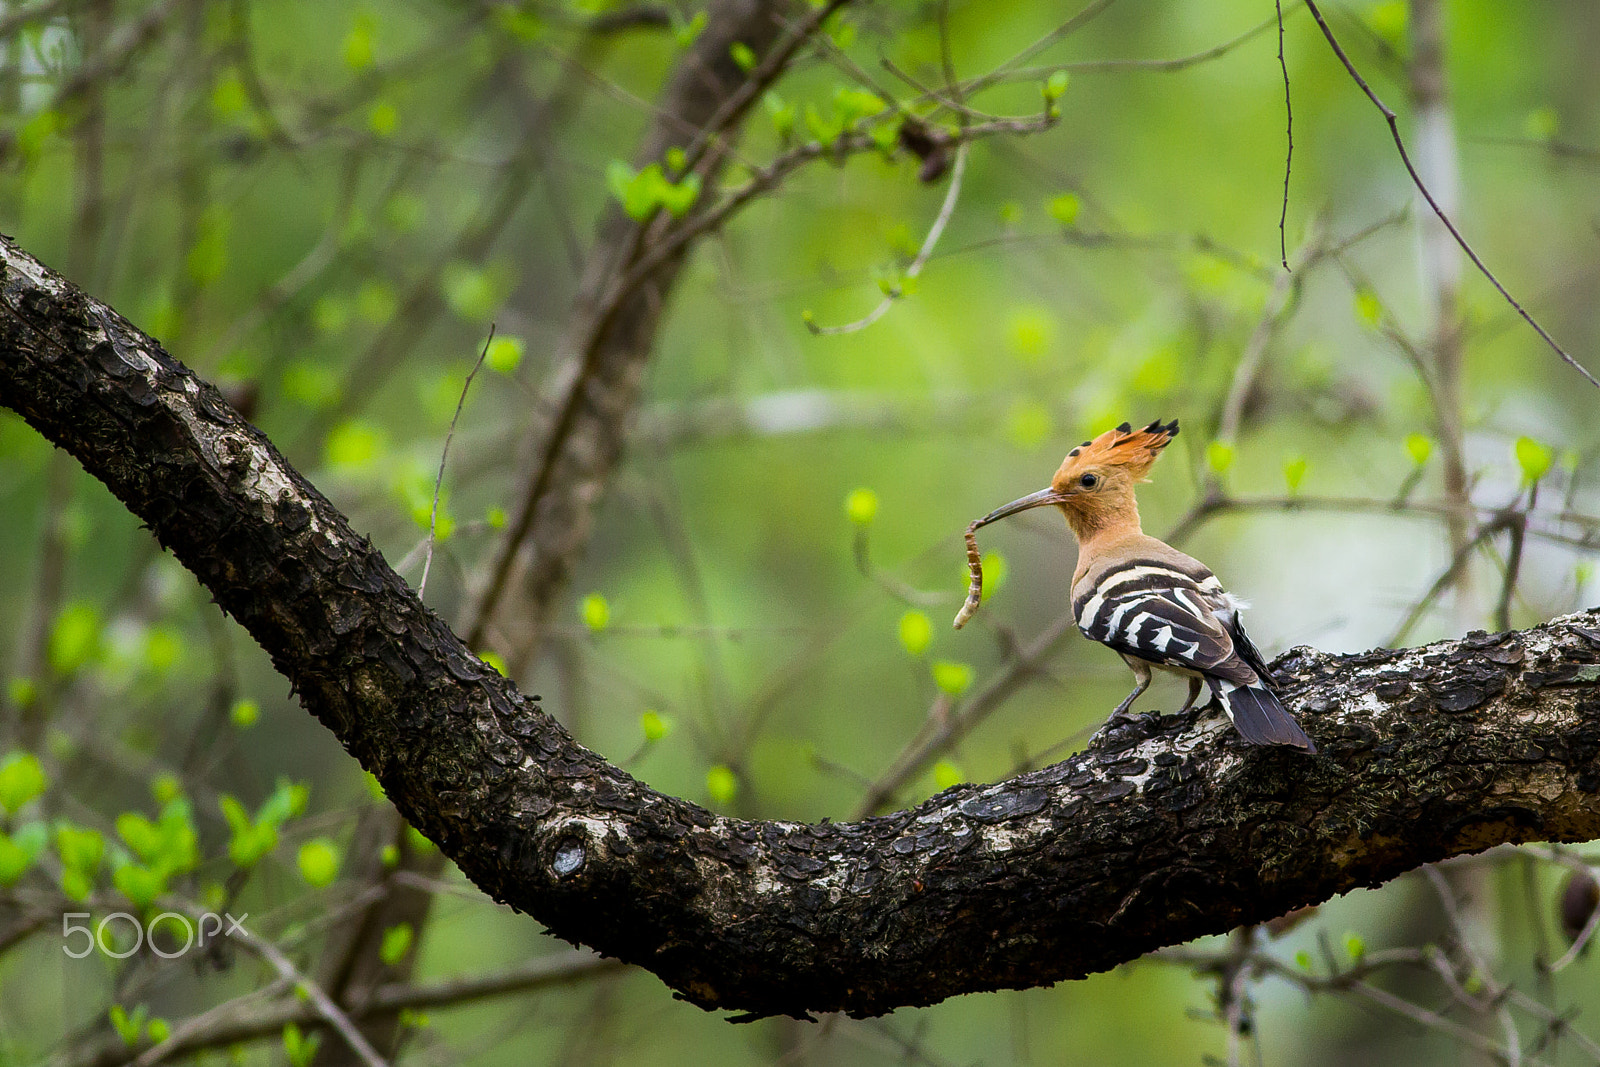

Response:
(1104, 657), (1152, 727)
(1175, 676), (1203, 715)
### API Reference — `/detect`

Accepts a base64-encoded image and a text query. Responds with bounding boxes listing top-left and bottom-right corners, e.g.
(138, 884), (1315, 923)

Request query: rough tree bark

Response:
(1, 237), (1598, 1020)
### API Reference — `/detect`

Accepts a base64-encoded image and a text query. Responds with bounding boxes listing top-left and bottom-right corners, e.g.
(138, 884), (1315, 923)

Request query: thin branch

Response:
(1274, 0), (1293, 270)
(418, 329), (493, 601)
(1300, 0), (1600, 390)
(807, 143), (969, 335)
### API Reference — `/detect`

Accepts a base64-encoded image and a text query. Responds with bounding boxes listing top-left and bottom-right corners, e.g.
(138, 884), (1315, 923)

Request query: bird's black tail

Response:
(1213, 680), (1316, 752)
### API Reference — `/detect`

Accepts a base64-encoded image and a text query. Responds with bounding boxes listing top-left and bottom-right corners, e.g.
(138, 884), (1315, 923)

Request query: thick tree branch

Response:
(2, 238), (1599, 1020)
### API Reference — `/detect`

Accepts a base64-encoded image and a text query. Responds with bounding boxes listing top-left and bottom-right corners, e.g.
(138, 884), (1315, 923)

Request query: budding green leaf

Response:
(1344, 932), (1366, 960)
(230, 699), (260, 729)
(729, 41), (756, 72)
(580, 593), (611, 632)
(1354, 288), (1382, 327)
(933, 760), (964, 790)
(298, 838), (342, 888)
(845, 487), (879, 526)
(1405, 433), (1434, 467)
(931, 660), (974, 696)
(380, 922), (414, 966)
(484, 336), (524, 375)
(1514, 435), (1554, 485)
(979, 552), (1006, 601)
(640, 710), (671, 742)
(705, 764), (738, 806)
(898, 611), (933, 657)
(1046, 192), (1080, 226)
(1205, 440), (1235, 475)
(1043, 70), (1069, 100)
(1283, 456), (1308, 494)
(0, 752), (47, 815)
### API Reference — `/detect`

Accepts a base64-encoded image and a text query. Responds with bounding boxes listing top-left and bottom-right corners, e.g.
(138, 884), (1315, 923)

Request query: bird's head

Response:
(972, 419), (1179, 541)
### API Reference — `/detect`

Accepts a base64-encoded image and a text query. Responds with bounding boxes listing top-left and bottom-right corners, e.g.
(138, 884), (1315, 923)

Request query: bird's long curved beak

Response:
(972, 487), (1068, 530)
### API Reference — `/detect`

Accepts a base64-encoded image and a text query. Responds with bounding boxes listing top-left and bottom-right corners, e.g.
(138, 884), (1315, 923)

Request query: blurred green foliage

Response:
(1, 0), (1598, 1063)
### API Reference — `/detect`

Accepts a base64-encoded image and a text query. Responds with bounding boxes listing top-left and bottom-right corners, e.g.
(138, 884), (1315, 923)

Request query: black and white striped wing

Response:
(1072, 563), (1238, 676)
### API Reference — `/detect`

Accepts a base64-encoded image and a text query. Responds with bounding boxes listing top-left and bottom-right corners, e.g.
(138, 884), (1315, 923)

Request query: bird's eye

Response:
(1079, 473), (1099, 489)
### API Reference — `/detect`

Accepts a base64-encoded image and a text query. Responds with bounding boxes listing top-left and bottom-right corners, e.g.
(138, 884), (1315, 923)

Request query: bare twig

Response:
(418, 329), (494, 601)
(1300, 0), (1600, 390)
(807, 142), (970, 335)
(1274, 0), (1293, 270)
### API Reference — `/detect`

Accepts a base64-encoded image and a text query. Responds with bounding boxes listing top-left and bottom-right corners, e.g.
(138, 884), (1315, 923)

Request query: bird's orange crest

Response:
(1051, 418), (1179, 489)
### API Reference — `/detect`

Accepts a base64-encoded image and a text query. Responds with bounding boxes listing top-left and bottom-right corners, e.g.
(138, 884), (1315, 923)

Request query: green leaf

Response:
(1283, 456), (1308, 493)
(898, 611), (932, 657)
(380, 922), (414, 965)
(147, 1019), (170, 1043)
(1344, 932), (1366, 959)
(356, 280), (398, 325)
(342, 12), (376, 70)
(282, 1022), (321, 1067)
(367, 100), (398, 138)
(110, 1004), (147, 1047)
(932, 760), (964, 790)
(113, 860), (166, 910)
(1046, 193), (1080, 226)
(297, 838), (341, 888)
(729, 41), (756, 72)
(1295, 950), (1312, 969)
(640, 710), (671, 742)
(763, 92), (795, 140)
(606, 160), (658, 221)
(1043, 70), (1070, 101)
(56, 824), (105, 874)
(705, 764), (738, 805)
(656, 171), (701, 218)
(979, 552), (1006, 601)
(1354, 288), (1383, 327)
(833, 86), (885, 126)
(211, 70), (248, 118)
(1405, 433), (1433, 467)
(1523, 107), (1559, 141)
(1363, 1), (1407, 48)
(258, 779), (310, 827)
(0, 824), (46, 885)
(479, 650), (507, 674)
(0, 752), (47, 814)
(283, 360), (342, 409)
(803, 103), (843, 143)
(7, 677), (37, 710)
(60, 866), (93, 902)
(1514, 436), (1555, 484)
(845, 487), (878, 526)
(672, 10), (706, 47)
(484, 335), (524, 374)
(49, 602), (102, 675)
(440, 261), (503, 321)
(1205, 441), (1235, 475)
(228, 698), (260, 729)
(580, 592), (611, 632)
(931, 660), (974, 697)
(228, 824), (277, 868)
(116, 812), (163, 863)
(324, 421), (387, 471)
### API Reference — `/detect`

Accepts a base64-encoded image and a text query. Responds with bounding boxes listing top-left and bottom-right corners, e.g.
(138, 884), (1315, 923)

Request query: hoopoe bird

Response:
(971, 418), (1316, 752)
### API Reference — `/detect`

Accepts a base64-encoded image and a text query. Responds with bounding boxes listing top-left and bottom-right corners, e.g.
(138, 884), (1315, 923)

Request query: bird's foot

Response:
(1089, 711), (1159, 749)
